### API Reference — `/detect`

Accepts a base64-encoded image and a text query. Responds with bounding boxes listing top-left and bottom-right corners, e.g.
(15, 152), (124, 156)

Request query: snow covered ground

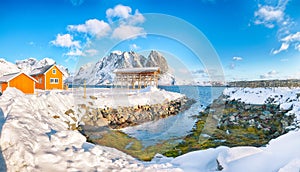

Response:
(71, 86), (184, 108)
(0, 87), (299, 171)
(224, 87), (300, 127)
(0, 88), (181, 171)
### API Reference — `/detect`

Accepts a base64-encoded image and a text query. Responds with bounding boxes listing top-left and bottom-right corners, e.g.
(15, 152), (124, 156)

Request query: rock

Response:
(229, 116), (235, 122)
(65, 109), (75, 116)
(80, 96), (195, 129)
(244, 104), (251, 110)
(90, 95), (97, 100)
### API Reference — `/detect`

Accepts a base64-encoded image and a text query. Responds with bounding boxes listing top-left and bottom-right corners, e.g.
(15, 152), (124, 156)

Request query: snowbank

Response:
(72, 86), (184, 108)
(1, 87), (300, 171)
(164, 129), (300, 172)
(224, 87), (300, 127)
(0, 88), (180, 171)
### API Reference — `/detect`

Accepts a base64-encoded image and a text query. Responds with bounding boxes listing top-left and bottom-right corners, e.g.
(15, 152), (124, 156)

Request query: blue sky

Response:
(1, 0), (300, 81)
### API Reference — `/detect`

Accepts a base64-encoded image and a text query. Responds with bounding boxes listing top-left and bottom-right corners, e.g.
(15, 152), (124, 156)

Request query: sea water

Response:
(121, 86), (225, 147)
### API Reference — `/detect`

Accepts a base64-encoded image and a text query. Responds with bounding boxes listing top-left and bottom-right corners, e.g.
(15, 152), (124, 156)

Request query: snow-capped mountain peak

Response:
(72, 50), (175, 85)
(0, 57), (69, 79)
(16, 57), (56, 74)
(0, 58), (20, 76)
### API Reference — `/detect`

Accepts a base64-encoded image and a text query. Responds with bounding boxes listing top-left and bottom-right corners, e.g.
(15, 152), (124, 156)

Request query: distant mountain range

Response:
(0, 51), (227, 86)
(71, 50), (175, 85)
(0, 58), (70, 79)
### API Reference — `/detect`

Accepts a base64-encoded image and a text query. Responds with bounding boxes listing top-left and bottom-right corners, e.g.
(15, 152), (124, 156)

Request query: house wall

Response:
(9, 73), (35, 94)
(1, 83), (8, 93)
(45, 66), (63, 90)
(32, 74), (45, 90)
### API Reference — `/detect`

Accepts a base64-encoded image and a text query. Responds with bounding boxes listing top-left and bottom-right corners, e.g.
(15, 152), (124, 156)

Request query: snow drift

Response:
(0, 87), (300, 171)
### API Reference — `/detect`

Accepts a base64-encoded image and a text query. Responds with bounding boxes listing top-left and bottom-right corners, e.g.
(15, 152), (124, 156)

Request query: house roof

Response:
(114, 67), (160, 74)
(0, 72), (38, 83)
(30, 64), (64, 76)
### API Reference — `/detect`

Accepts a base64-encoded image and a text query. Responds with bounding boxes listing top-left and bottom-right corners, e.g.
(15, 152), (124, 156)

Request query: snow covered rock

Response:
(223, 87), (300, 128)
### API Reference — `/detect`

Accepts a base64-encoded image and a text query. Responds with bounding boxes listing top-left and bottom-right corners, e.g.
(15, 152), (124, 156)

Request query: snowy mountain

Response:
(16, 57), (70, 79)
(72, 50), (175, 85)
(0, 58), (69, 79)
(16, 58), (55, 74)
(0, 58), (20, 76)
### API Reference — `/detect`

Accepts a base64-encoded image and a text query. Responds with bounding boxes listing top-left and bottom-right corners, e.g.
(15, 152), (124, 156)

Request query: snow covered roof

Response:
(30, 65), (54, 75)
(114, 67), (160, 74)
(30, 64), (64, 76)
(0, 72), (37, 83)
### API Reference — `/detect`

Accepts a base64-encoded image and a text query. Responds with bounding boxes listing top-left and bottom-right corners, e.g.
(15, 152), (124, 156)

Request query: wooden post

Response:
(138, 74), (141, 89)
(83, 80), (87, 99)
(155, 73), (158, 87)
(131, 74), (135, 89)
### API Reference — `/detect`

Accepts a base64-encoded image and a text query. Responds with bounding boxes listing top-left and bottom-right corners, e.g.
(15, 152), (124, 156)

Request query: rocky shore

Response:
(165, 88), (299, 157)
(206, 94), (296, 139)
(80, 96), (195, 129)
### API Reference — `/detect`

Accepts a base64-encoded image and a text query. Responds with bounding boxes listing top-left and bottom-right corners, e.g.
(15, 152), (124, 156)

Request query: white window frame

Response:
(39, 78), (42, 84)
(52, 69), (56, 74)
(50, 78), (59, 84)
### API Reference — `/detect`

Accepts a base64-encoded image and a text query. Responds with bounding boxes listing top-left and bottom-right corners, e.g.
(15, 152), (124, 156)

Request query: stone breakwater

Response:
(205, 94), (296, 139)
(81, 96), (195, 129)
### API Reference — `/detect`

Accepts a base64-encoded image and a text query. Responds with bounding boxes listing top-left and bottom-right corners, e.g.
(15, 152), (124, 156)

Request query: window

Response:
(52, 69), (56, 74)
(50, 78), (59, 84)
(39, 78), (42, 84)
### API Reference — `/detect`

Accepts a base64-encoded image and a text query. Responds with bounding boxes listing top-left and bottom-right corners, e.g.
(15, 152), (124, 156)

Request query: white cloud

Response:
(280, 58), (289, 62)
(273, 32), (300, 54)
(112, 25), (145, 40)
(129, 44), (140, 50)
(106, 4), (145, 26)
(66, 5), (145, 42)
(68, 19), (111, 38)
(254, 5), (284, 28)
(295, 44), (300, 51)
(272, 42), (289, 54)
(52, 4), (146, 59)
(110, 7), (146, 40)
(232, 56), (243, 61)
(65, 48), (85, 56)
(69, 0), (84, 6)
(281, 32), (300, 42)
(260, 70), (278, 79)
(253, 0), (300, 54)
(127, 10), (145, 25)
(106, 4), (132, 20)
(85, 49), (98, 56)
(51, 34), (80, 48)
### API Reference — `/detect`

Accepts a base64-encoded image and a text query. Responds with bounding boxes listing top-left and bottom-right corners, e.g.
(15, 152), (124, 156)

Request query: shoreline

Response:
(1, 86), (300, 171)
(80, 96), (195, 129)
